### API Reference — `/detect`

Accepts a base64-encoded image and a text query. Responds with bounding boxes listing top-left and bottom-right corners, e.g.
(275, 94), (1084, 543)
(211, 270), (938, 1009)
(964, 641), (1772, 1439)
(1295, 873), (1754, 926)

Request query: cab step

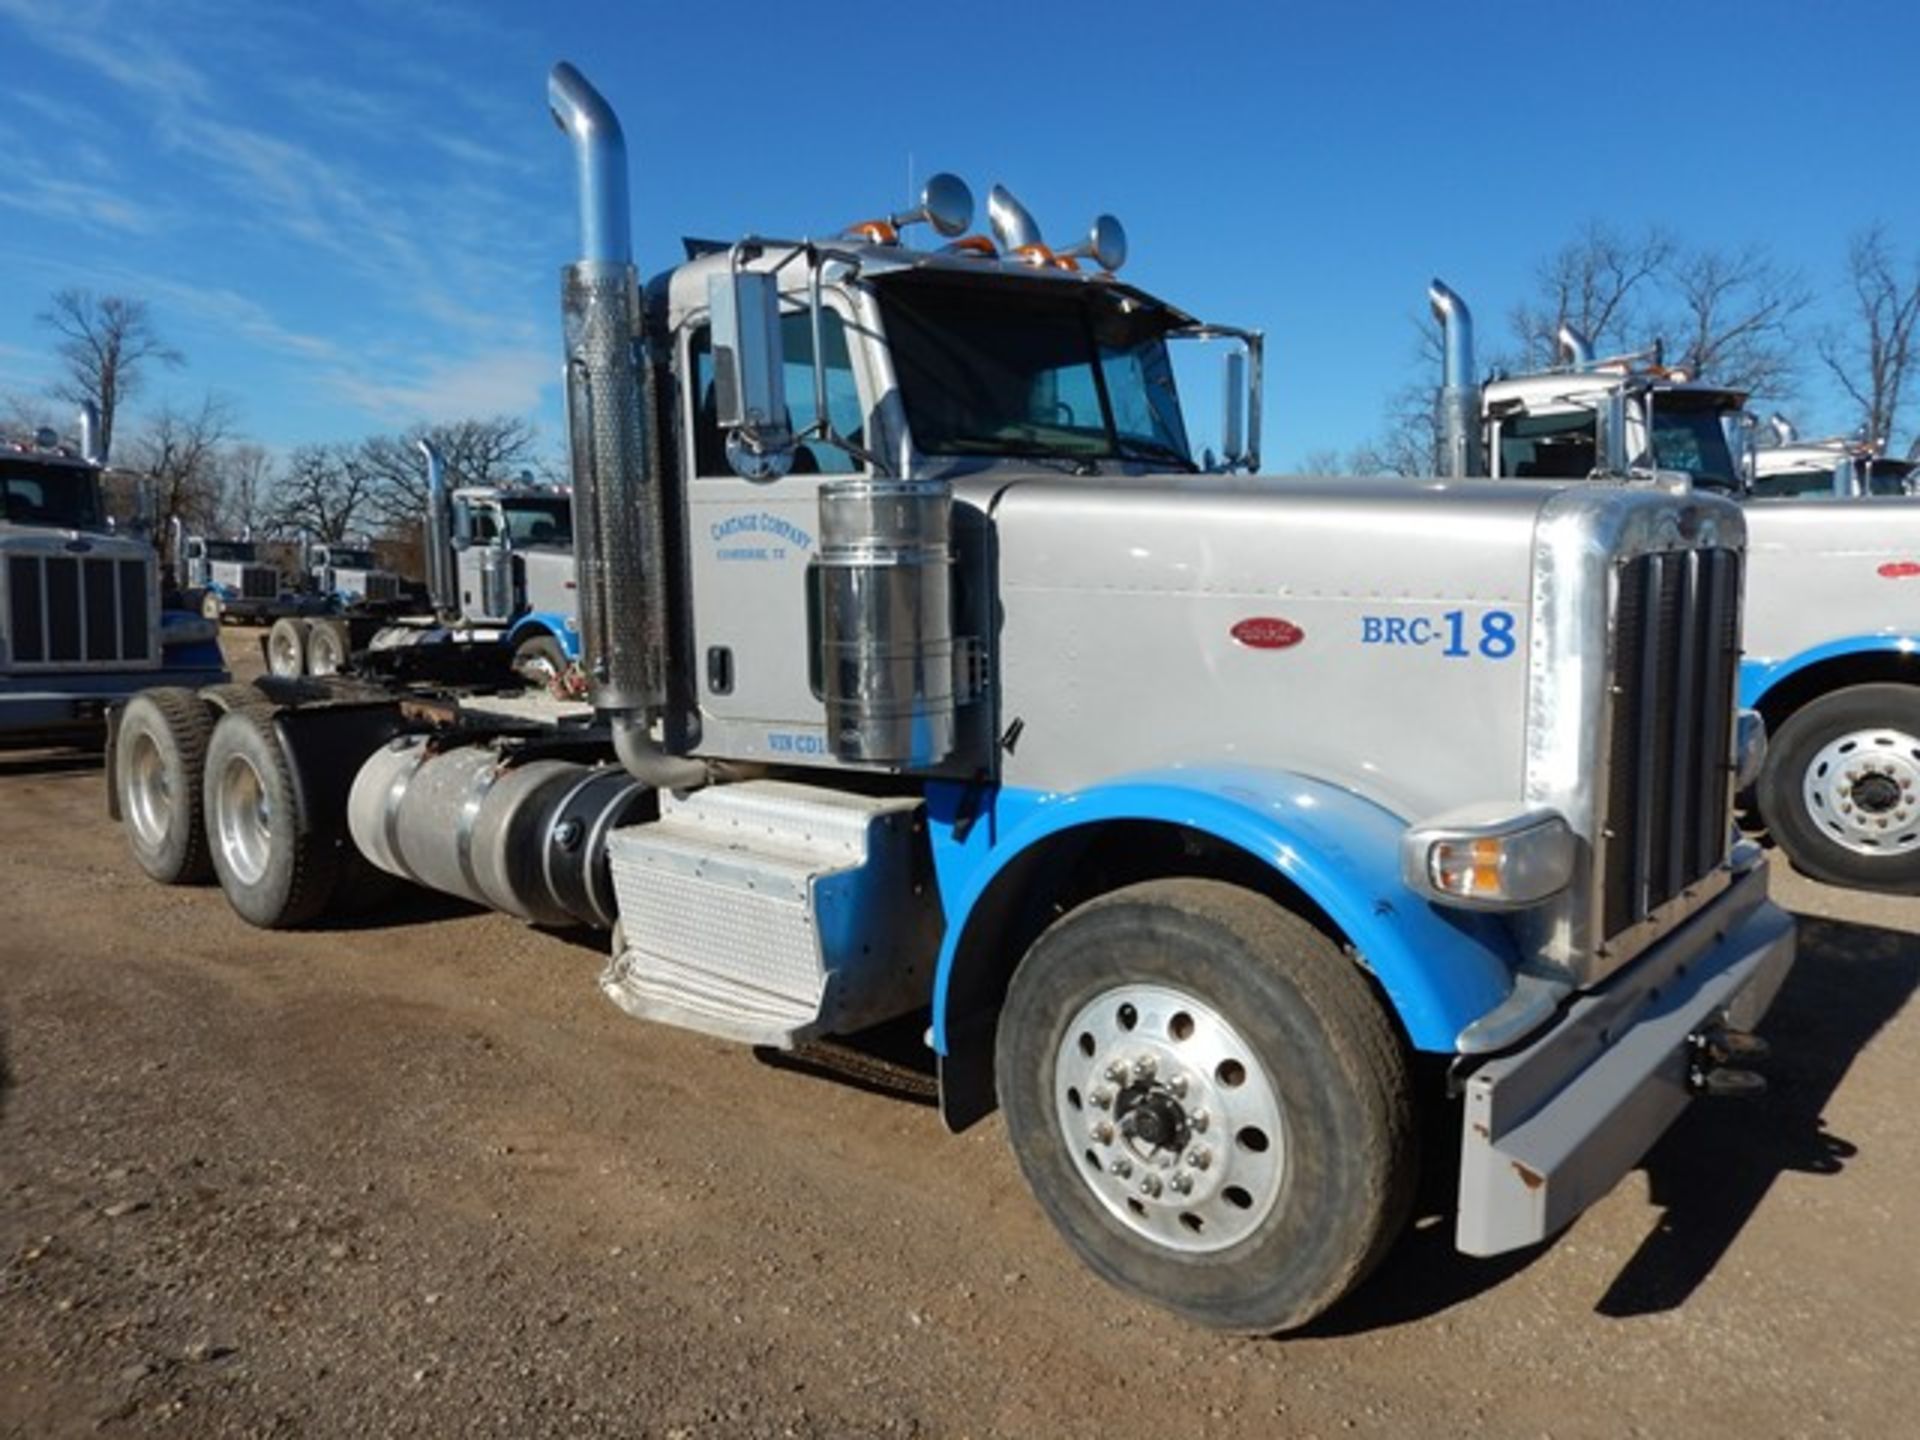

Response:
(601, 780), (942, 1048)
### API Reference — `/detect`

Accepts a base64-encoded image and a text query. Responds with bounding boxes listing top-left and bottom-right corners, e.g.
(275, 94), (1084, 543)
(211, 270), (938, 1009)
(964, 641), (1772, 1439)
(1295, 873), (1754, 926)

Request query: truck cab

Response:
(306, 540), (404, 607)
(447, 482), (578, 676)
(2, 413), (227, 741)
(1749, 424), (1917, 500)
(181, 534), (284, 623)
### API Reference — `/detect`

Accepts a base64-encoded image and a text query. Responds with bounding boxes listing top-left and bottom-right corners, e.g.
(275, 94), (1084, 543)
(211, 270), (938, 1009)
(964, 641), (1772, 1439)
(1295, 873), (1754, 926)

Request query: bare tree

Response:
(216, 443), (276, 537)
(268, 444), (379, 543)
(36, 290), (184, 459)
(1507, 222), (1676, 370)
(125, 394), (235, 558)
(355, 416), (550, 530)
(1657, 245), (1810, 404)
(1819, 226), (1920, 452)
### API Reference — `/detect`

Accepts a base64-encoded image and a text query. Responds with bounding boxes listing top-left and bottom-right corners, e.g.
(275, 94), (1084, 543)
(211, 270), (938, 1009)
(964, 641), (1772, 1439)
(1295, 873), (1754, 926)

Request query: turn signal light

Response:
(1402, 808), (1576, 911)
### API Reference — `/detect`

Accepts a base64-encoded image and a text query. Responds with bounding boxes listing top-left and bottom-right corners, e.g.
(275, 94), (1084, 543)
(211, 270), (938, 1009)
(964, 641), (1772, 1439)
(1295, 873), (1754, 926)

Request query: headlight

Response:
(1401, 806), (1576, 910)
(1734, 709), (1767, 793)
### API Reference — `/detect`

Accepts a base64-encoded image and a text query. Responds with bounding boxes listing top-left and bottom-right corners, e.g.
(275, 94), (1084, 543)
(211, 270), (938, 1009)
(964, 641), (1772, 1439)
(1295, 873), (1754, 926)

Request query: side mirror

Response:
(709, 268), (794, 480)
(1222, 350), (1246, 467)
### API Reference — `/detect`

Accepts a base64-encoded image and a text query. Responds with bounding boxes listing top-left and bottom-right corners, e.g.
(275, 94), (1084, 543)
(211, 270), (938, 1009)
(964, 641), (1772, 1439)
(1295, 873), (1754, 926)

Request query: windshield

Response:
(499, 496), (571, 547)
(204, 540), (257, 562)
(1749, 466), (1840, 500)
(877, 274), (1193, 468)
(1646, 399), (1740, 490)
(326, 548), (375, 569)
(1866, 460), (1916, 498)
(0, 458), (104, 530)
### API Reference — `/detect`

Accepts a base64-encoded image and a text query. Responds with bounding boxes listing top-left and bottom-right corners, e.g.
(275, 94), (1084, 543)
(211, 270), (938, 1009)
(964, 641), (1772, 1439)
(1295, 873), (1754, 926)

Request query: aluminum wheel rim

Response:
(268, 627), (303, 677)
(1054, 982), (1286, 1255)
(308, 632), (344, 676)
(213, 751), (273, 886)
(1803, 726), (1920, 857)
(124, 730), (173, 850)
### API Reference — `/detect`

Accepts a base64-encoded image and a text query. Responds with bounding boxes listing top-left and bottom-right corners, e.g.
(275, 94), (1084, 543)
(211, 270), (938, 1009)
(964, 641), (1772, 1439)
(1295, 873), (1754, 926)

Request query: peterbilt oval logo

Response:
(1231, 617), (1305, 650)
(1878, 561), (1920, 579)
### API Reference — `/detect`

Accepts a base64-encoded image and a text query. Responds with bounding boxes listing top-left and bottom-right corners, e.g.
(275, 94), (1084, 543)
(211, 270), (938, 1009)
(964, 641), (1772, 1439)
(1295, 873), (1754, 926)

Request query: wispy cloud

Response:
(0, 0), (558, 435)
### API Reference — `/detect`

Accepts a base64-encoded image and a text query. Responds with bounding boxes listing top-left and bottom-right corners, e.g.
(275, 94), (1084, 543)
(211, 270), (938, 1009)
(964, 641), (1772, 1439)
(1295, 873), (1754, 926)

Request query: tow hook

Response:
(1687, 1022), (1770, 1098)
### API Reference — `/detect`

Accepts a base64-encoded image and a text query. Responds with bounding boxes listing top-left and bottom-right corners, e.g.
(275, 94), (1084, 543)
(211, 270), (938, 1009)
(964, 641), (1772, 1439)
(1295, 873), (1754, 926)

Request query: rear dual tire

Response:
(116, 688), (217, 885)
(203, 707), (342, 929)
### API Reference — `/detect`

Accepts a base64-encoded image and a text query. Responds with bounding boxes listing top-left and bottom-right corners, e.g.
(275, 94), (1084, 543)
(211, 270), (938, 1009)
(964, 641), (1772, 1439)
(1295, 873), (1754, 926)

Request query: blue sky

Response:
(2, 0), (1916, 467)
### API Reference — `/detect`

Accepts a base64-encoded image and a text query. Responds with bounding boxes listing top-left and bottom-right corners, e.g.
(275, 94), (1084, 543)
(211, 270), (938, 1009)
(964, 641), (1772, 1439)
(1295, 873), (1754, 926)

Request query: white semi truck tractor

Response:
(1431, 279), (1920, 894)
(108, 66), (1794, 1334)
(2, 406), (228, 744)
(264, 466), (578, 686)
(1748, 417), (1916, 499)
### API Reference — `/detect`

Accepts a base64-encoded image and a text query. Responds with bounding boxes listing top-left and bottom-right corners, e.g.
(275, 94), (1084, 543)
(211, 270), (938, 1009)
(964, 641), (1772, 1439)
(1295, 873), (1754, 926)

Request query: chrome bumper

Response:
(1456, 861), (1795, 1256)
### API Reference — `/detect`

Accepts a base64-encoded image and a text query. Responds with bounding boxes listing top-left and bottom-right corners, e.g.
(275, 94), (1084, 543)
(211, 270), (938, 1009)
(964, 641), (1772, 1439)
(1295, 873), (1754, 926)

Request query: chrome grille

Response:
(1599, 547), (1741, 941)
(3, 552), (153, 669)
(241, 565), (279, 600)
(365, 571), (401, 602)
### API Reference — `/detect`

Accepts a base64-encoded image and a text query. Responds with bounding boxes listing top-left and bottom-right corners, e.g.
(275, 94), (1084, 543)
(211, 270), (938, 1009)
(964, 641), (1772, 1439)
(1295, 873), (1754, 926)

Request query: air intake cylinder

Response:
(817, 479), (955, 767)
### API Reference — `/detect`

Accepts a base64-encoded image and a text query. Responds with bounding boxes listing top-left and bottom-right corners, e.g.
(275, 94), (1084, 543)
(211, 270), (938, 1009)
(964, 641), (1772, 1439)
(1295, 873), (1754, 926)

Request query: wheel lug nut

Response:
(1138, 1175), (1162, 1198)
(1109, 1158), (1133, 1179)
(1185, 1147), (1212, 1170)
(1132, 1055), (1157, 1080)
(1090, 1121), (1114, 1144)
(1169, 1172), (1194, 1195)
(1190, 1108), (1210, 1134)
(1090, 1087), (1114, 1110)
(1105, 1061), (1128, 1083)
(1166, 1075), (1188, 1099)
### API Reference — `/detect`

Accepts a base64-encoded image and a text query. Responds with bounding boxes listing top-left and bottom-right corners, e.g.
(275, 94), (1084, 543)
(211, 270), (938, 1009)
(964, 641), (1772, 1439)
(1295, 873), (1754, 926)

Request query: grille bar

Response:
(1601, 548), (1741, 942)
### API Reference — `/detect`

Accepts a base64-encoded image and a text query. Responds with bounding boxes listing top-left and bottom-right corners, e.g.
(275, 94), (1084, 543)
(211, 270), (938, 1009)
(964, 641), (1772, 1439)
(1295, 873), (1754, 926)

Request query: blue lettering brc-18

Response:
(1360, 608), (1517, 659)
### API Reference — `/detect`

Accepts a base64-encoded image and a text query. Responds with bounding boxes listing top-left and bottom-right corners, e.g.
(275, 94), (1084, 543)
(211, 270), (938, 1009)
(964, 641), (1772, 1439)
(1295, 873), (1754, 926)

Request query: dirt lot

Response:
(2, 628), (1917, 1437)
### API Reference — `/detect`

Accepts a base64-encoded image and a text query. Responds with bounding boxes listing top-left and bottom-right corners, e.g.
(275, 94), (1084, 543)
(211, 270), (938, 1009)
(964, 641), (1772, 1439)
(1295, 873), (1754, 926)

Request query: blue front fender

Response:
(927, 768), (1519, 1056)
(1740, 635), (1920, 710)
(507, 612), (581, 660)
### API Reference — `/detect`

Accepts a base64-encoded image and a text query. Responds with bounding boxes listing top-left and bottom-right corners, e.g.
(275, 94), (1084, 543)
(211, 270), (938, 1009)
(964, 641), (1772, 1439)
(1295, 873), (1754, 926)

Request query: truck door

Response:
(681, 300), (872, 759)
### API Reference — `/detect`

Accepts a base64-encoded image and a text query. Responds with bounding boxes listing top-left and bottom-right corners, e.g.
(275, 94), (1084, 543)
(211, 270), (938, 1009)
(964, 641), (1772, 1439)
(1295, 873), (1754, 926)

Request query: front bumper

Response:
(1456, 859), (1795, 1256)
(0, 662), (231, 739)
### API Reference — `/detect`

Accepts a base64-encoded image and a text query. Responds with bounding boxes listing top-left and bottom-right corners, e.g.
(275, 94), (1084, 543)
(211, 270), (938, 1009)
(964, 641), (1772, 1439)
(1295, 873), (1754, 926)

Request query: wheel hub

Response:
(1055, 983), (1285, 1255)
(213, 753), (273, 886)
(125, 731), (172, 848)
(1803, 726), (1920, 856)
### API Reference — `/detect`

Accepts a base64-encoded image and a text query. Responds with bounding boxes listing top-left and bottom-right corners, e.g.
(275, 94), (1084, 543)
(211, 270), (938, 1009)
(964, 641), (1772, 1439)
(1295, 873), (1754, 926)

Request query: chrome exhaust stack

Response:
(1556, 323), (1594, 370)
(417, 440), (460, 622)
(1428, 279), (1483, 479)
(548, 61), (703, 790)
(78, 402), (104, 466)
(1769, 413), (1798, 447)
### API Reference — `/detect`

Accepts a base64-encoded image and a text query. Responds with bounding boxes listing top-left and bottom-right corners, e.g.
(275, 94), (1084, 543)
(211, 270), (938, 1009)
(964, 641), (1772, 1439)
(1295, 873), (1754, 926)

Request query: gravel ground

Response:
(1, 629), (1916, 1437)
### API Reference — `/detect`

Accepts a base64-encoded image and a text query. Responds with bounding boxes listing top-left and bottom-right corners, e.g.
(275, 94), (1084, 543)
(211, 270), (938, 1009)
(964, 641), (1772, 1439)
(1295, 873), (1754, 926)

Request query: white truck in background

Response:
(103, 65), (1794, 1335)
(1430, 279), (1920, 892)
(2, 406), (228, 743)
(1749, 417), (1917, 500)
(264, 459), (579, 685)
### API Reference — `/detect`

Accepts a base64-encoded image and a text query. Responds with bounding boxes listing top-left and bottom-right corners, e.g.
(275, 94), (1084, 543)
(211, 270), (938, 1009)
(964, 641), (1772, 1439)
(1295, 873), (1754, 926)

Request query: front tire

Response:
(115, 688), (216, 885)
(995, 878), (1416, 1334)
(200, 592), (224, 625)
(1758, 683), (1920, 892)
(203, 707), (340, 928)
